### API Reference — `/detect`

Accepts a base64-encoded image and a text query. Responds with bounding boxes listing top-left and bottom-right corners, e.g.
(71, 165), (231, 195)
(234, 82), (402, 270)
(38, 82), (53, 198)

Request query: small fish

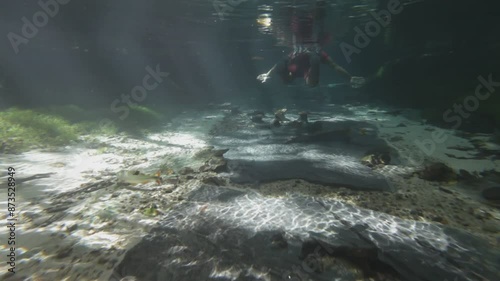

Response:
(117, 170), (162, 185)
(252, 56), (265, 61)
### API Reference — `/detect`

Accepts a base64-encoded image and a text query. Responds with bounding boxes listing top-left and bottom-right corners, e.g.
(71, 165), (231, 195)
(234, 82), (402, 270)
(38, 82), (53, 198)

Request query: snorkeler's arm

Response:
(257, 62), (279, 83)
(267, 63), (278, 76)
(324, 56), (352, 79)
(323, 53), (366, 88)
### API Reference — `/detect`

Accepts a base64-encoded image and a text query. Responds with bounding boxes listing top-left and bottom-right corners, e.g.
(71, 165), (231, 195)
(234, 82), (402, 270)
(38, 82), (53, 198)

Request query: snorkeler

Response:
(257, 0), (365, 88)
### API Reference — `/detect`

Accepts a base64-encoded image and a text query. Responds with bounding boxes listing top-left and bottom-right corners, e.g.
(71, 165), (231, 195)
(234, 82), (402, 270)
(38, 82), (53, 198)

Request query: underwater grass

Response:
(107, 105), (166, 136)
(0, 107), (79, 152)
(0, 105), (167, 153)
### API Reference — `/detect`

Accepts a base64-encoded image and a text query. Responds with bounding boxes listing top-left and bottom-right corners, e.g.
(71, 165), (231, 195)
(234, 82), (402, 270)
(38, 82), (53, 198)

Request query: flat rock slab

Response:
(228, 159), (391, 190)
(210, 117), (397, 191)
(113, 185), (499, 281)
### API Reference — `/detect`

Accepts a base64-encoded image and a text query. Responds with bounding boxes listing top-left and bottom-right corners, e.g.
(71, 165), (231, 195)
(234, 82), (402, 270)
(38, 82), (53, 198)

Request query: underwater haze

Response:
(1, 0), (500, 280)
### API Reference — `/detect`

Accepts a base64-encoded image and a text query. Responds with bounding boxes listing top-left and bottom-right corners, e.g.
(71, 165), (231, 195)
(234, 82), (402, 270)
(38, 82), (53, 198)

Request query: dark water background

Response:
(0, 0), (499, 132)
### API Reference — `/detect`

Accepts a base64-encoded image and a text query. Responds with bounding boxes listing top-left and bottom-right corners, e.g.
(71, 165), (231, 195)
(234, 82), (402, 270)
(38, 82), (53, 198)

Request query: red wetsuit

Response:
(287, 49), (331, 79)
(275, 3), (332, 85)
(284, 10), (331, 80)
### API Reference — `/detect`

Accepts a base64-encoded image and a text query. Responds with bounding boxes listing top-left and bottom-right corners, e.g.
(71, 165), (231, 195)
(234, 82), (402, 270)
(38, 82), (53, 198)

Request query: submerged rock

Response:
(114, 185), (500, 281)
(298, 111), (309, 123)
(361, 151), (391, 168)
(300, 239), (398, 278)
(270, 232), (288, 249)
(272, 118), (281, 127)
(274, 108), (289, 122)
(195, 146), (229, 173)
(248, 110), (265, 117)
(288, 120), (304, 129)
(457, 169), (477, 182)
(482, 186), (500, 201)
(201, 176), (226, 186)
(250, 114), (264, 123)
(418, 162), (457, 182)
(178, 167), (195, 175)
(194, 146), (228, 159)
(199, 157), (227, 173)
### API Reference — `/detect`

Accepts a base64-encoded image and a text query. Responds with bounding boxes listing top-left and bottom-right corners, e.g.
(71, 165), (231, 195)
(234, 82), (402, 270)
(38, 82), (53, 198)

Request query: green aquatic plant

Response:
(0, 104), (168, 153)
(112, 105), (165, 135)
(126, 105), (163, 125)
(75, 121), (118, 136)
(39, 104), (88, 123)
(37, 104), (165, 134)
(143, 204), (159, 217)
(132, 105), (163, 119)
(0, 107), (79, 152)
(96, 146), (109, 154)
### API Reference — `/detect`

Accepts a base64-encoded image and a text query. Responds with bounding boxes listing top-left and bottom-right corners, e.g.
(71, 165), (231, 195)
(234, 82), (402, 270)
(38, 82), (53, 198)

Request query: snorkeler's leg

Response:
(313, 0), (329, 46)
(277, 59), (294, 84)
(315, 0), (327, 21)
(306, 53), (320, 87)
